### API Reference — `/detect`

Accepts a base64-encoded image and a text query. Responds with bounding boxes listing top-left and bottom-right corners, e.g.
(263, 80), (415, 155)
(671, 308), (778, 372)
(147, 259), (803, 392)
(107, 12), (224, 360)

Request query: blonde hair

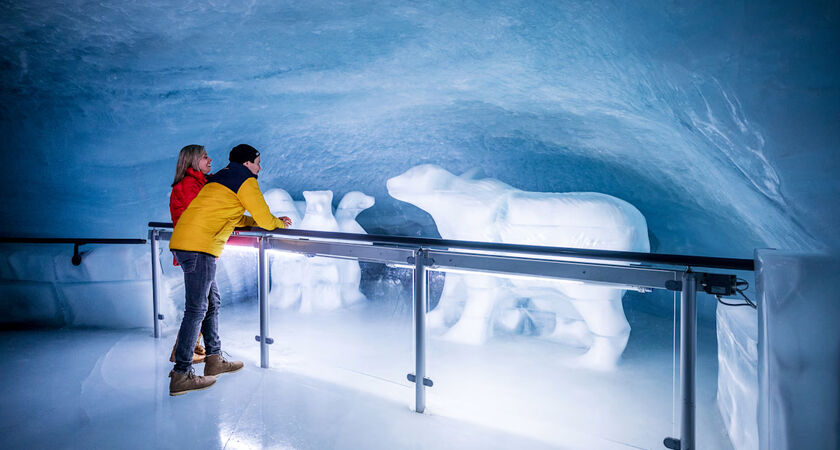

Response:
(171, 145), (206, 187)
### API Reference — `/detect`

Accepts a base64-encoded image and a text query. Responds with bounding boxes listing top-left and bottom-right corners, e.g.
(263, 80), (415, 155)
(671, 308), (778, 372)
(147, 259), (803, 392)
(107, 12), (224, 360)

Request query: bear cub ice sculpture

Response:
(264, 189), (374, 313)
(387, 164), (650, 370)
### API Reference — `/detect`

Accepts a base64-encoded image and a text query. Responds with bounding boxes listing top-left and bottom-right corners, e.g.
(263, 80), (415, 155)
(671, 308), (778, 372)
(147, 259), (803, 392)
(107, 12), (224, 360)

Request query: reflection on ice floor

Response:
(1, 301), (732, 449)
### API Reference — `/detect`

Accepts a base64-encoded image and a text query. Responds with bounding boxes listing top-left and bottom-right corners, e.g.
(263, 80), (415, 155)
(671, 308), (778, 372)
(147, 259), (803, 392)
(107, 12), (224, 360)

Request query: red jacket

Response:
(169, 167), (207, 265)
(170, 167), (207, 226)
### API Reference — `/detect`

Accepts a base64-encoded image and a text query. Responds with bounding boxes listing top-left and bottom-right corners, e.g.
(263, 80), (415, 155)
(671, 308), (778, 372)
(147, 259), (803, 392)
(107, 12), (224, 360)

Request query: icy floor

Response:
(0, 302), (732, 449)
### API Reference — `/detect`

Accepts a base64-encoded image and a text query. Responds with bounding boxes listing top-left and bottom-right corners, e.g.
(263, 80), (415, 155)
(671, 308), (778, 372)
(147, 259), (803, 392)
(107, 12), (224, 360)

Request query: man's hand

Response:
(279, 216), (292, 228)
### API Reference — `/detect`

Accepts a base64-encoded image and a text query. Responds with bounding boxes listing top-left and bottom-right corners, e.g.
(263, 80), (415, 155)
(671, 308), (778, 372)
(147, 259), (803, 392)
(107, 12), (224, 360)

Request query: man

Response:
(168, 144), (292, 396)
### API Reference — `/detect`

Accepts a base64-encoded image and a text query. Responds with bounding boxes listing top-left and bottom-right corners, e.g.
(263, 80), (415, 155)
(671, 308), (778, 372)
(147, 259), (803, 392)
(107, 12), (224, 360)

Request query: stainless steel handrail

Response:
(0, 236), (147, 266)
(149, 222), (751, 450)
(148, 221), (754, 271)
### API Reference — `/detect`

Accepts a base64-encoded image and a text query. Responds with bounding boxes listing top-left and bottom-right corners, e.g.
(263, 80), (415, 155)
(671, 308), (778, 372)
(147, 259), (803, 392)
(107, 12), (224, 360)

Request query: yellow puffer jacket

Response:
(170, 162), (285, 257)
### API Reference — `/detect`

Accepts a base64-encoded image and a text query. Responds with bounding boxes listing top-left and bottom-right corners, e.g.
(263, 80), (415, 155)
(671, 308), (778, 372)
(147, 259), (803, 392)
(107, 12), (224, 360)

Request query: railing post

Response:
(258, 235), (270, 368)
(680, 271), (697, 450)
(413, 248), (428, 413)
(150, 229), (161, 339)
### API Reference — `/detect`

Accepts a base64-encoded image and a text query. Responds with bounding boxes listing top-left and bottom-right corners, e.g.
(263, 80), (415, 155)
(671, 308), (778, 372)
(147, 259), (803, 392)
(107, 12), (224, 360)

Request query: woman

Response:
(169, 144), (213, 364)
(171, 144), (213, 227)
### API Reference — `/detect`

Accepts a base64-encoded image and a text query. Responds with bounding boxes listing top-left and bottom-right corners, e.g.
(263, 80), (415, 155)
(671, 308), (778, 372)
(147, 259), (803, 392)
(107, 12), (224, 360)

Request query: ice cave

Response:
(0, 1), (838, 449)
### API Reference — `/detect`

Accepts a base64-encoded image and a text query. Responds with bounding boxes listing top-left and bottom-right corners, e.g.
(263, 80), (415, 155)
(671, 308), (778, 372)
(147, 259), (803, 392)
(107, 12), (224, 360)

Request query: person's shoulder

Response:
(189, 173), (206, 185)
(174, 175), (202, 193)
(208, 164), (254, 192)
(185, 168), (207, 184)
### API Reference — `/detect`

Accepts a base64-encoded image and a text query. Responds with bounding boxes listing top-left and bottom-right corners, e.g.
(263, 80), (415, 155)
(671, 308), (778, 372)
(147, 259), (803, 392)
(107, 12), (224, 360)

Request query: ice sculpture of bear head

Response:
(264, 188), (302, 225)
(387, 165), (512, 240)
(336, 191), (375, 221)
(300, 190), (339, 232)
(386, 164), (456, 205)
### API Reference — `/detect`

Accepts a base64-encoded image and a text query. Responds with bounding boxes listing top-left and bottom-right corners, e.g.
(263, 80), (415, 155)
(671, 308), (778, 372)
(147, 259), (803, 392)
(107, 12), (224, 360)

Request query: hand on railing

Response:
(278, 216), (292, 228)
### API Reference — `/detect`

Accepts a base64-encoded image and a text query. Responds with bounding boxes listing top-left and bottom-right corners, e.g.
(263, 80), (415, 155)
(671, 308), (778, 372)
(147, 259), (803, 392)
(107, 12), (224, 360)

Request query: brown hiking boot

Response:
(204, 353), (244, 376)
(169, 369), (216, 396)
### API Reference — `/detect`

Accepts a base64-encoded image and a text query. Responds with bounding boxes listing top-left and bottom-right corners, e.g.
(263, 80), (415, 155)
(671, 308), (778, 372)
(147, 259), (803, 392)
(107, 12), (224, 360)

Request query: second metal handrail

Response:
(0, 236), (147, 265)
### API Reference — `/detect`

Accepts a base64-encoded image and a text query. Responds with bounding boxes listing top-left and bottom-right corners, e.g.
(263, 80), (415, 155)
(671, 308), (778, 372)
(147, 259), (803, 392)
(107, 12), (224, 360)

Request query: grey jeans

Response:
(172, 250), (222, 373)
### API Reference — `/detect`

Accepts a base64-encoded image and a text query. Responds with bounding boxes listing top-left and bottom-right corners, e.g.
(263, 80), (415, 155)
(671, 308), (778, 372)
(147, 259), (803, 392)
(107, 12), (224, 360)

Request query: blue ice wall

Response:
(1, 1), (837, 258)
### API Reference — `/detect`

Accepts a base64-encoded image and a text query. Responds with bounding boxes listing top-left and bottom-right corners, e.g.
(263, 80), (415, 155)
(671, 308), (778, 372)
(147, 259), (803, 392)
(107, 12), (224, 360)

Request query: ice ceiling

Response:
(1, 1), (837, 257)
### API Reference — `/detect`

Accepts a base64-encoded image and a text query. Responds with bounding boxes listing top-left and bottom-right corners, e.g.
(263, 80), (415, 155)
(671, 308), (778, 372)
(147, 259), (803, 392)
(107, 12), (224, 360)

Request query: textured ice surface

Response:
(388, 164), (650, 369)
(717, 304), (758, 449)
(0, 1), (836, 257)
(756, 250), (840, 450)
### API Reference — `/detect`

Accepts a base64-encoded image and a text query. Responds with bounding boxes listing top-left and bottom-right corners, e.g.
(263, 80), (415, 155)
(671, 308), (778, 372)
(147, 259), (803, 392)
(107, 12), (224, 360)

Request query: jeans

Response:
(172, 250), (222, 373)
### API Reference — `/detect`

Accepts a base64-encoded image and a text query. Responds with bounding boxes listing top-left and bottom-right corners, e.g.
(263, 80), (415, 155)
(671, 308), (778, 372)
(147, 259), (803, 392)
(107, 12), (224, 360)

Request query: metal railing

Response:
(148, 221), (753, 450)
(0, 236), (147, 265)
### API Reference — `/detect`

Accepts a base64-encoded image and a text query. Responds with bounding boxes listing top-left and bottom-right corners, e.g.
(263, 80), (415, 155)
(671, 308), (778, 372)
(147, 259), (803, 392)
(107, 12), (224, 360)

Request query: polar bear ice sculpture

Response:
(264, 188), (374, 313)
(335, 191), (377, 305)
(387, 165), (650, 370)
